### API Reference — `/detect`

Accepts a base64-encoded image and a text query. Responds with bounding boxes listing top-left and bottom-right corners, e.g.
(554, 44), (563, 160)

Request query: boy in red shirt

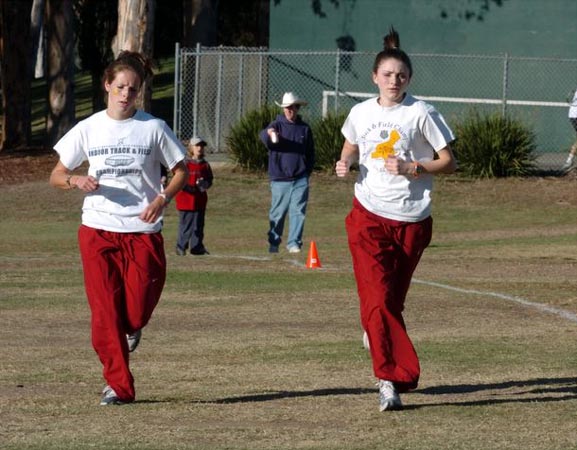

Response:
(175, 137), (214, 255)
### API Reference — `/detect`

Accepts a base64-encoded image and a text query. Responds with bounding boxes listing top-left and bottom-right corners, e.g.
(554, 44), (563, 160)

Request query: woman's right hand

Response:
(74, 175), (99, 192)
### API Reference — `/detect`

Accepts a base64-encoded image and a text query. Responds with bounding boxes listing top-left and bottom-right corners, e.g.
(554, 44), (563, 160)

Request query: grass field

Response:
(2, 166), (577, 450)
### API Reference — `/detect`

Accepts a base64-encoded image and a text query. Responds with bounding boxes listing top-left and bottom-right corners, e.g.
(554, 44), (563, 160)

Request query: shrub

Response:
(452, 110), (536, 178)
(226, 104), (278, 171)
(311, 113), (347, 171)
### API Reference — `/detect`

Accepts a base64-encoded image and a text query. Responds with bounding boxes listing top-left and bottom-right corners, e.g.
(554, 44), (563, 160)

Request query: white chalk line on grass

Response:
(188, 253), (577, 324)
(208, 254), (272, 261)
(208, 254), (311, 267)
(413, 278), (577, 324)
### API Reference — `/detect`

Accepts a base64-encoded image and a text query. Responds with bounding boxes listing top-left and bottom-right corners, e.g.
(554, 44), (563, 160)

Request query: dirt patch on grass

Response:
(0, 150), (58, 185)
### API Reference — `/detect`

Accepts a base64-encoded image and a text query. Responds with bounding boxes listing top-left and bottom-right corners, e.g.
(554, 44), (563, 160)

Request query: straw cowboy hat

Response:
(275, 92), (308, 108)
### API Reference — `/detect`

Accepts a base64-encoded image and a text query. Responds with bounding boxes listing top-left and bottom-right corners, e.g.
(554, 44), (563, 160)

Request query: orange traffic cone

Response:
(306, 241), (322, 269)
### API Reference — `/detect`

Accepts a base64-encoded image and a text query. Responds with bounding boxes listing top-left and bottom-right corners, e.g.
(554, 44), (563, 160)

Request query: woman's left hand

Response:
(139, 196), (167, 223)
(384, 156), (410, 175)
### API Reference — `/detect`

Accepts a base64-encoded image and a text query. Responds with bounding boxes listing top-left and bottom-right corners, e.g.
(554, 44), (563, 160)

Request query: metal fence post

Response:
(258, 48), (264, 106)
(334, 49), (341, 114)
(502, 52), (509, 116)
(238, 52), (244, 120)
(215, 52), (224, 150)
(193, 43), (201, 137)
(173, 42), (181, 137)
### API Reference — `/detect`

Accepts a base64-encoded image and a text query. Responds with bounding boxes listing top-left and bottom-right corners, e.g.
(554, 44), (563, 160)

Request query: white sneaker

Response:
(100, 385), (125, 406)
(127, 329), (141, 353)
(378, 380), (403, 412)
(287, 246), (301, 253)
(562, 156), (575, 172)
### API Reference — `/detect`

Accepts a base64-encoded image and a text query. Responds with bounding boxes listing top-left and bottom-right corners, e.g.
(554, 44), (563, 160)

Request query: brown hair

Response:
(372, 27), (413, 77)
(101, 51), (154, 90)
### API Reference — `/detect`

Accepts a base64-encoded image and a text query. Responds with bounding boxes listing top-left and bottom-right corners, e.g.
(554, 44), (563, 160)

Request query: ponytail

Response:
(102, 51), (154, 91)
(373, 27), (413, 77)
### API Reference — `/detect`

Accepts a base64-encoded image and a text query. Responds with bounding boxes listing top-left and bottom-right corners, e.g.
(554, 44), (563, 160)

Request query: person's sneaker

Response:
(562, 156), (575, 172)
(269, 245), (279, 253)
(176, 247), (186, 256)
(191, 247), (209, 255)
(287, 246), (301, 253)
(100, 385), (125, 406)
(127, 329), (141, 353)
(378, 380), (403, 412)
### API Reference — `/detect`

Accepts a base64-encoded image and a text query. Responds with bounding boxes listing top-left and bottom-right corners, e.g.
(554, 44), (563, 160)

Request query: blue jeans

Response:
(268, 177), (309, 249)
(177, 209), (206, 253)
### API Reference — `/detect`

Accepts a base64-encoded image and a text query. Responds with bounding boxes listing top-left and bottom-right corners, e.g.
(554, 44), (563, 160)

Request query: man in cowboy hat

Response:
(259, 92), (316, 254)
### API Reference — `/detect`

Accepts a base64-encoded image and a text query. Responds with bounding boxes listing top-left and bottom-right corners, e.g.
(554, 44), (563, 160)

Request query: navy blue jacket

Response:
(259, 114), (315, 181)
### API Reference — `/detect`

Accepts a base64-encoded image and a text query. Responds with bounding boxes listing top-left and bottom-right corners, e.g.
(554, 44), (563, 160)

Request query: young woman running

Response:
(336, 28), (457, 411)
(50, 51), (188, 406)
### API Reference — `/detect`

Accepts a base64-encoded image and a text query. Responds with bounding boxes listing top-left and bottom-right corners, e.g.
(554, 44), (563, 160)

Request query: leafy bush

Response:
(311, 113), (347, 171)
(226, 104), (278, 171)
(452, 110), (536, 178)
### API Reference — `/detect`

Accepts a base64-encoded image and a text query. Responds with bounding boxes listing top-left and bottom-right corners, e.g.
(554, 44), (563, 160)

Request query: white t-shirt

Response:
(569, 90), (577, 119)
(341, 94), (454, 222)
(55, 110), (185, 233)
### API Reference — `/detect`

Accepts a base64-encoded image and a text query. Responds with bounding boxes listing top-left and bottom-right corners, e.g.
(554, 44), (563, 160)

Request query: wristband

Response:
(66, 175), (75, 188)
(158, 193), (170, 204)
(412, 162), (423, 178)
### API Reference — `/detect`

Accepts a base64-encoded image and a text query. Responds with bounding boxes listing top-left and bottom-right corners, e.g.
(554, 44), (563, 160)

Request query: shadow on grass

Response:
(416, 376), (576, 395)
(405, 376), (577, 409)
(198, 387), (376, 404)
(179, 377), (577, 408)
(134, 378), (576, 407)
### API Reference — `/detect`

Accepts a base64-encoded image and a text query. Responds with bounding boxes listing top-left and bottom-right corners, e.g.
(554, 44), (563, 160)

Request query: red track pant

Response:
(78, 225), (166, 402)
(345, 199), (432, 392)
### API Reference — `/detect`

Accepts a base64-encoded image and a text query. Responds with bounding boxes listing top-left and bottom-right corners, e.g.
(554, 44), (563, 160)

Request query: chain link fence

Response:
(174, 44), (577, 170)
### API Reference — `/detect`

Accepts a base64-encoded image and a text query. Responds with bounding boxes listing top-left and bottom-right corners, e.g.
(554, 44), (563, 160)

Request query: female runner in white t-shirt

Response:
(50, 51), (188, 406)
(336, 28), (457, 412)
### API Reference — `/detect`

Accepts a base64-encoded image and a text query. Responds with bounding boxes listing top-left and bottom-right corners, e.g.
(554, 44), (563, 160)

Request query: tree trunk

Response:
(30, 0), (45, 79)
(45, 0), (75, 146)
(0, 0), (33, 152)
(182, 0), (218, 47)
(112, 0), (156, 112)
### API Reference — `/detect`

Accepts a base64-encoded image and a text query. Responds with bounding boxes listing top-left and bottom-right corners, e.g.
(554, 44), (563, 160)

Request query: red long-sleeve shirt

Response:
(174, 158), (213, 211)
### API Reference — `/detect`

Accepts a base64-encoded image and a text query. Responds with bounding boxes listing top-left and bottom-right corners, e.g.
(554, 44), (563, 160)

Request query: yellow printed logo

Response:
(371, 130), (400, 159)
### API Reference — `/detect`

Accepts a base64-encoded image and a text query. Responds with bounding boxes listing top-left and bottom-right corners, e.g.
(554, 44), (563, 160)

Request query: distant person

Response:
(175, 137), (214, 255)
(259, 92), (315, 253)
(160, 164), (168, 188)
(561, 89), (577, 172)
(49, 51), (188, 406)
(335, 27), (457, 411)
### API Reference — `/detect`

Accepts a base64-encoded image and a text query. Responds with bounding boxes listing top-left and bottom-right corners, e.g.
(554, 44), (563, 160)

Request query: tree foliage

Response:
(439, 0), (509, 21)
(273, 0), (340, 18)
